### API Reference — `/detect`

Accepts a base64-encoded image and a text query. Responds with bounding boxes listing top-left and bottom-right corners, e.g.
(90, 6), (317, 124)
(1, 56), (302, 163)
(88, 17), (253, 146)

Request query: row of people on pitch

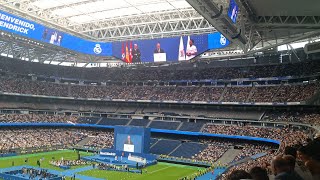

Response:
(9, 168), (58, 179)
(49, 159), (91, 167)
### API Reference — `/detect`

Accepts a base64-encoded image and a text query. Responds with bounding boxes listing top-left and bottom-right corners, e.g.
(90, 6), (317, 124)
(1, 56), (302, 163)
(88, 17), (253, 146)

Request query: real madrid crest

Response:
(94, 44), (102, 54)
(220, 34), (227, 46)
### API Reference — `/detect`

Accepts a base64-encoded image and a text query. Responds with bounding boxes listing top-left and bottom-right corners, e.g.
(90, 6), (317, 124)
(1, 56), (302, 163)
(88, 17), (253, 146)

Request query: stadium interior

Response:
(0, 0), (319, 180)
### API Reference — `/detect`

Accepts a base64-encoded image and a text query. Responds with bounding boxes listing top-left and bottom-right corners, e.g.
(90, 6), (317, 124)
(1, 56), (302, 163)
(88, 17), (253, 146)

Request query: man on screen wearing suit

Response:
(124, 135), (133, 145)
(154, 42), (165, 53)
(132, 44), (141, 63)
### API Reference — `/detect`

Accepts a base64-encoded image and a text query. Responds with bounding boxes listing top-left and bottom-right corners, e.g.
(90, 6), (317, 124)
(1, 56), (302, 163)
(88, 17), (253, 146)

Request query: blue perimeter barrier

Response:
(0, 123), (280, 145)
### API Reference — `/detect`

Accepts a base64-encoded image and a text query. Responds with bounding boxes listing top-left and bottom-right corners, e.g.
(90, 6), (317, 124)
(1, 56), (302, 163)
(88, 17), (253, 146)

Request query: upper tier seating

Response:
(0, 51), (319, 82)
(97, 118), (129, 126)
(1, 74), (318, 103)
(178, 122), (205, 132)
(129, 119), (150, 127)
(150, 139), (181, 155)
(148, 121), (181, 130)
(77, 117), (100, 124)
(169, 142), (207, 158)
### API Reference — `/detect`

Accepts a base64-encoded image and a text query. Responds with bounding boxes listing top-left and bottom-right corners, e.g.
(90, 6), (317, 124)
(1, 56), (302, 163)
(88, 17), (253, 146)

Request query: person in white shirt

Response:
(186, 39), (197, 60)
(231, 5), (238, 22)
(49, 32), (57, 44)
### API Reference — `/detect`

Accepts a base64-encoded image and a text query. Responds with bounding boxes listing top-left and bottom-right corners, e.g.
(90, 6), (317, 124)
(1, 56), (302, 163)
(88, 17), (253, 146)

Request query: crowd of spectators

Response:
(84, 132), (114, 149)
(264, 111), (320, 126)
(193, 139), (276, 165)
(0, 110), (318, 130)
(202, 123), (311, 179)
(0, 75), (318, 103)
(272, 83), (320, 103)
(223, 137), (320, 180)
(207, 124), (312, 180)
(203, 124), (310, 146)
(0, 128), (100, 151)
(1, 52), (319, 81)
(233, 144), (273, 162)
(0, 128), (113, 152)
(249, 86), (279, 102)
(0, 113), (77, 123)
(194, 143), (229, 163)
(222, 87), (252, 102)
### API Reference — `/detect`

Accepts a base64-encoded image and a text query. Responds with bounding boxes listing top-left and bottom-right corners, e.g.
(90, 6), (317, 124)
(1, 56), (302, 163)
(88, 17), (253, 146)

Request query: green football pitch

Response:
(0, 150), (203, 180)
(79, 162), (202, 180)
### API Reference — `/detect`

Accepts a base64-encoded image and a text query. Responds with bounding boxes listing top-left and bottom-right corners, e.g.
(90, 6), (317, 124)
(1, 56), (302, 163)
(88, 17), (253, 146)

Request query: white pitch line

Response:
(147, 166), (171, 174)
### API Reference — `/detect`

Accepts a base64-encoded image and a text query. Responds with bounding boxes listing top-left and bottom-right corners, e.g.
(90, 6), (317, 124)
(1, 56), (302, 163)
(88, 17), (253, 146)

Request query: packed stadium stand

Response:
(0, 52), (318, 81)
(0, 0), (320, 180)
(0, 75), (319, 103)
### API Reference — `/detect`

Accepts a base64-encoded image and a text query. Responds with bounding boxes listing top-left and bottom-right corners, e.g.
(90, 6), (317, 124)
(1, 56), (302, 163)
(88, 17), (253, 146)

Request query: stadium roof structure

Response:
(0, 0), (218, 42)
(0, 0), (320, 64)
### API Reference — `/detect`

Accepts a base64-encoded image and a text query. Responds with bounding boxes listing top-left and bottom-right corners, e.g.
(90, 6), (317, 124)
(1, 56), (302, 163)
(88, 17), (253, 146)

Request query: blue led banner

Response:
(228, 0), (239, 23)
(0, 10), (230, 59)
(0, 10), (112, 56)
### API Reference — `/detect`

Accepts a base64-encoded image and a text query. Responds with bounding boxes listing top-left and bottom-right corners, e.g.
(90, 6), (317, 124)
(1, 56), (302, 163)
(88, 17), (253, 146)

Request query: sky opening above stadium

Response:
(31, 0), (192, 24)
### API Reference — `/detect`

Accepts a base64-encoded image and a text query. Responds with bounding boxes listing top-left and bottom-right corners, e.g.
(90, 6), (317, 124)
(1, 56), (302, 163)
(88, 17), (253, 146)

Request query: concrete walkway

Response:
(196, 168), (226, 180)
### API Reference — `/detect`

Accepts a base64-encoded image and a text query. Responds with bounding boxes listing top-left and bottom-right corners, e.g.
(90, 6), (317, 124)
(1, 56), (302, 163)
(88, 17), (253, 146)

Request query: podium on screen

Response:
(153, 53), (166, 62)
(123, 144), (134, 152)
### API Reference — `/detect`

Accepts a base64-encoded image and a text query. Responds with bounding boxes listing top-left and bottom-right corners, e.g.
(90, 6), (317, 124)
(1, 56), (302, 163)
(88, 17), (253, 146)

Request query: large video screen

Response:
(113, 34), (207, 63)
(114, 126), (150, 154)
(228, 0), (239, 23)
(0, 9), (230, 59)
(112, 32), (230, 63)
(0, 10), (112, 56)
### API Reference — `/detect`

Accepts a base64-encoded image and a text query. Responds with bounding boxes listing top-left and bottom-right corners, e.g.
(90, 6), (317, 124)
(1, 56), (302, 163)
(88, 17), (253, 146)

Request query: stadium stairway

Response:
(218, 87), (228, 102)
(149, 139), (159, 149)
(67, 85), (72, 97)
(246, 86), (255, 102)
(95, 117), (103, 125)
(271, 85), (283, 101)
(176, 122), (183, 130)
(192, 87), (203, 101)
(199, 123), (207, 132)
(215, 148), (241, 165)
(75, 136), (95, 147)
(146, 120), (153, 128)
(168, 144), (182, 156)
(126, 119), (133, 125)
